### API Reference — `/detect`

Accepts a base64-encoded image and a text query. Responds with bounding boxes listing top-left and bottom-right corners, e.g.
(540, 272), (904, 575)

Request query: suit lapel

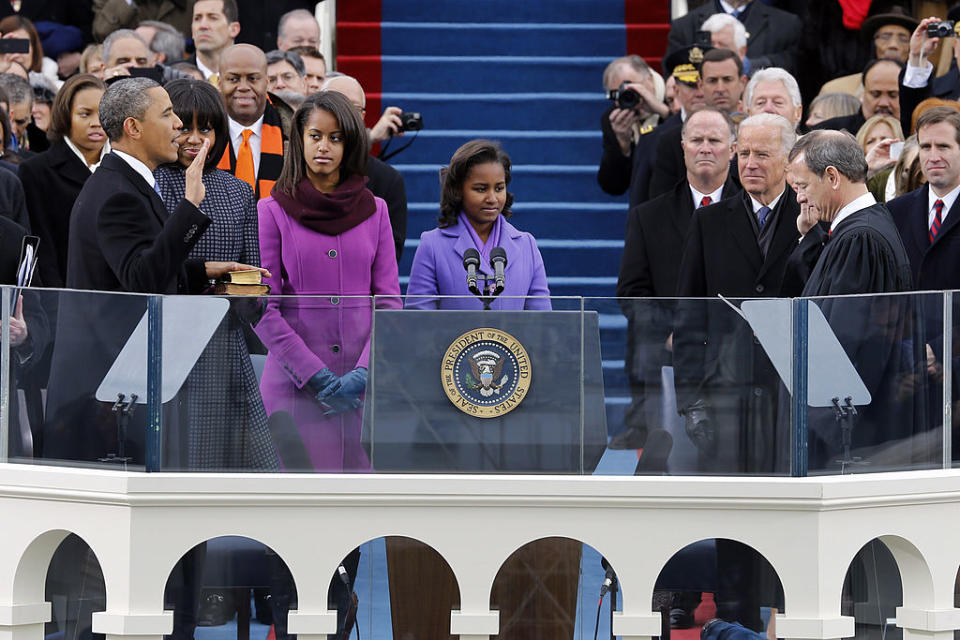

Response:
(105, 153), (169, 224)
(726, 195), (762, 272)
(51, 143), (92, 190)
(914, 186), (933, 252)
(670, 180), (695, 238)
(743, 4), (769, 43)
(758, 188), (799, 281)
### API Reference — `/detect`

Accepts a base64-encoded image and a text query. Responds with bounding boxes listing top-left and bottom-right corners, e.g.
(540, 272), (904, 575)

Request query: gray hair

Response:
(738, 113), (797, 156)
(744, 67), (801, 110)
(681, 107), (736, 143)
(278, 9), (317, 39)
(0, 74), (31, 105)
(789, 129), (868, 184)
(139, 20), (185, 63)
(102, 29), (149, 66)
(701, 13), (748, 49)
(266, 49), (305, 77)
(99, 77), (160, 142)
(602, 54), (651, 91)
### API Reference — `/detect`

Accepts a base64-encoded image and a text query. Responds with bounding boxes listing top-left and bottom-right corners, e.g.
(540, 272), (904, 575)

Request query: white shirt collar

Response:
(228, 114), (264, 144)
(748, 188), (785, 215)
(718, 0), (749, 14)
(111, 149), (156, 189)
(689, 183), (724, 208)
(830, 191), (877, 232)
(63, 136), (110, 172)
(927, 182), (960, 227)
(195, 56), (216, 80)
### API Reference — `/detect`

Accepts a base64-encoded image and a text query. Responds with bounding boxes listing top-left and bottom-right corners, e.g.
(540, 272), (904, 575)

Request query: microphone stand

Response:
(468, 275), (503, 310)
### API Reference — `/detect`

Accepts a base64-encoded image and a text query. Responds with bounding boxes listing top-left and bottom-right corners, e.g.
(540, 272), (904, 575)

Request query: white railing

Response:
(3, 464), (960, 639)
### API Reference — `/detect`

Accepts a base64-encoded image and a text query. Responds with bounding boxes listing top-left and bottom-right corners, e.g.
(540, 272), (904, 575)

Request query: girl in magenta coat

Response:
(255, 92), (400, 471)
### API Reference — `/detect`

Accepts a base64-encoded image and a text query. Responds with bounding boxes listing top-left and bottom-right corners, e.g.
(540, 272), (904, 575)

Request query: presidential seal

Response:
(441, 328), (532, 418)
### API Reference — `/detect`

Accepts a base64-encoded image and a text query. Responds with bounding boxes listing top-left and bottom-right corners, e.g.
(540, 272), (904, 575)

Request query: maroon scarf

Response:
(271, 174), (376, 235)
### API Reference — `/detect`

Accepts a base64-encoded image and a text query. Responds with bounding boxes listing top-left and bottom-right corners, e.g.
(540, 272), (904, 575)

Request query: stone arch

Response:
(840, 535), (932, 636)
(12, 529), (73, 603)
(489, 536), (608, 640)
(322, 534), (462, 640)
(653, 537), (786, 634)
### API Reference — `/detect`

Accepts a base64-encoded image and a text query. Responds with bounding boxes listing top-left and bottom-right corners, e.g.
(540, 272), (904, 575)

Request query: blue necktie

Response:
(757, 206), (770, 229)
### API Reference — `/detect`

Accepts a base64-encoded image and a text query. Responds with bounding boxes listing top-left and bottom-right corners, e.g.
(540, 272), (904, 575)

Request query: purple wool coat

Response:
(405, 217), (551, 310)
(254, 194), (401, 471)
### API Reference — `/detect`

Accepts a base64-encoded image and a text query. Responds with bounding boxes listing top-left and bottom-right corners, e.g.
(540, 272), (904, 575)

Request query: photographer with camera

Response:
(597, 54), (670, 207)
(899, 12), (960, 128)
(369, 104), (423, 144)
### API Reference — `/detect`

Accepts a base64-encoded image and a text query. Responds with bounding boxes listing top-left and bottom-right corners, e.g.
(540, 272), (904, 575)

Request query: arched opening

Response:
(352, 535), (460, 640)
(490, 537), (619, 640)
(163, 536), (296, 640)
(842, 539), (903, 640)
(44, 534), (106, 640)
(655, 538), (783, 639)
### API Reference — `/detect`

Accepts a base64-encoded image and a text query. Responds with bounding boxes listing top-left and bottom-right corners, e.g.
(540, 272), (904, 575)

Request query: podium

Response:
(364, 309), (607, 639)
(363, 309), (607, 473)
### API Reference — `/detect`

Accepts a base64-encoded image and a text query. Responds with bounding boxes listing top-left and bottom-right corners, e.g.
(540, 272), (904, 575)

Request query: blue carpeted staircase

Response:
(339, 0), (669, 433)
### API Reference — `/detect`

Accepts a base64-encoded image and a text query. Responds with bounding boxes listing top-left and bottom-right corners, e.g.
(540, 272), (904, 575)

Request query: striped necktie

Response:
(930, 199), (945, 243)
(757, 205), (771, 229)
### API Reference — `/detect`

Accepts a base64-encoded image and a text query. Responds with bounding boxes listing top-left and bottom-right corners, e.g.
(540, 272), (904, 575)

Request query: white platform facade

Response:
(3, 465), (960, 640)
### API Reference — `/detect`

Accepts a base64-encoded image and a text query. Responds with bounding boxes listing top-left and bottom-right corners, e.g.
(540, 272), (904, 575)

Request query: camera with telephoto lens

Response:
(927, 20), (956, 38)
(399, 112), (423, 132)
(607, 81), (642, 110)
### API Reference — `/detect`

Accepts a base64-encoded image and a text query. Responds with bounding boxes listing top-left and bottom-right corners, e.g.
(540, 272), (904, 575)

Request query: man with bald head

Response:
(322, 74), (407, 258)
(216, 44), (288, 199)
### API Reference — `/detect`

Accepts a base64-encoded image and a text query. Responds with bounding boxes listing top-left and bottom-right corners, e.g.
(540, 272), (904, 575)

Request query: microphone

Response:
(463, 248), (481, 296)
(490, 246), (507, 296)
(600, 568), (616, 596)
(337, 564), (351, 587)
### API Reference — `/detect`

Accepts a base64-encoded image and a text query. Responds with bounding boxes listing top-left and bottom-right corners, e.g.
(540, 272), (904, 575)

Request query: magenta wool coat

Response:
(254, 194), (401, 471)
(405, 217), (551, 310)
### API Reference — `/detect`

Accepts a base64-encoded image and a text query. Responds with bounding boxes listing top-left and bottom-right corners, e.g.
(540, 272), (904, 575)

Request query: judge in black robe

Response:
(788, 130), (927, 472)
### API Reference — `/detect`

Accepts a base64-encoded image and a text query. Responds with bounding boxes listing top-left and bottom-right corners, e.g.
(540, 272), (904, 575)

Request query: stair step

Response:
(339, 55), (637, 93)
(380, 1), (631, 23)
(339, 21), (627, 57)
(371, 92), (607, 130)
(394, 163), (614, 203)
(379, 129), (602, 166)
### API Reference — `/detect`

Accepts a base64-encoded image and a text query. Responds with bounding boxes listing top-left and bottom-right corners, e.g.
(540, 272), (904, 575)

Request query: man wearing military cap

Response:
(597, 44), (709, 210)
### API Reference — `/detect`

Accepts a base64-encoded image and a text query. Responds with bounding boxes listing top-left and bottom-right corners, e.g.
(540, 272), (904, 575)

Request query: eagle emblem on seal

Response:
(468, 350), (509, 397)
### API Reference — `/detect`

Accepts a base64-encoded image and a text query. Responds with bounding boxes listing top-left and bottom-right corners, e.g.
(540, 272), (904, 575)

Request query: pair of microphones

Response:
(462, 247), (507, 297)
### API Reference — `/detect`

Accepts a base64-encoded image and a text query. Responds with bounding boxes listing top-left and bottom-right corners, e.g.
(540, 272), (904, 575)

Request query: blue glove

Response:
(321, 367), (368, 416)
(307, 368), (341, 403)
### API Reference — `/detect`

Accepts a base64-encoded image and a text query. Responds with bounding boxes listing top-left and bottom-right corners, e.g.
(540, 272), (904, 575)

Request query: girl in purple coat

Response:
(255, 91), (400, 471)
(406, 139), (551, 309)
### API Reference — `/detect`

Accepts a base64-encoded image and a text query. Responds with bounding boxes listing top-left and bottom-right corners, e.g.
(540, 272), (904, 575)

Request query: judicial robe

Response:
(793, 203), (929, 470)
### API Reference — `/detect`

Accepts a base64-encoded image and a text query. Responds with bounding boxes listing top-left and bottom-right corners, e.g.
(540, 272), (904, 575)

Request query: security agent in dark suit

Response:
(673, 113), (800, 632)
(650, 47), (745, 199)
(664, 0), (803, 73)
(596, 54), (672, 207)
(615, 107), (738, 449)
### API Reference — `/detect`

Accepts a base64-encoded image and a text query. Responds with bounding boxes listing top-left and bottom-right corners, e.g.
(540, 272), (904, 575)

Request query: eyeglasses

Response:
(874, 32), (910, 44)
